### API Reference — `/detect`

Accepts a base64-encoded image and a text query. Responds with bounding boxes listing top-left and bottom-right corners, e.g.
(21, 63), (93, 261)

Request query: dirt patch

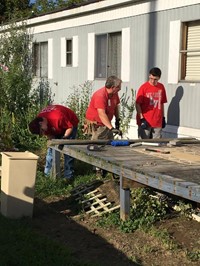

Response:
(32, 180), (200, 266)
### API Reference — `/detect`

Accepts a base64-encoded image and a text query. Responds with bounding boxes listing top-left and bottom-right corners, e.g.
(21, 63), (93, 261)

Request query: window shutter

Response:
(168, 20), (181, 84)
(121, 27), (130, 82)
(61, 37), (66, 67)
(72, 36), (78, 67)
(87, 32), (95, 81)
(48, 38), (53, 79)
(185, 22), (200, 81)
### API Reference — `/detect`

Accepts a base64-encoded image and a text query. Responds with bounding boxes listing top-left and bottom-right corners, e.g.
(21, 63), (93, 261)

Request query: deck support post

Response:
(51, 146), (61, 179)
(120, 174), (130, 221)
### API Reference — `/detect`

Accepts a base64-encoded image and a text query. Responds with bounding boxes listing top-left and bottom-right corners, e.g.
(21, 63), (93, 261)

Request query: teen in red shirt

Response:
(136, 67), (167, 139)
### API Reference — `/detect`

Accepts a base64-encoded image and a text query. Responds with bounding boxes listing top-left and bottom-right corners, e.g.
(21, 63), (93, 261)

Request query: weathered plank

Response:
(49, 137), (199, 146)
(51, 143), (200, 220)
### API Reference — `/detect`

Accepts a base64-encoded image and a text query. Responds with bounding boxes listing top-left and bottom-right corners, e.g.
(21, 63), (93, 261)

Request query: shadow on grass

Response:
(0, 160), (142, 265)
(32, 194), (142, 266)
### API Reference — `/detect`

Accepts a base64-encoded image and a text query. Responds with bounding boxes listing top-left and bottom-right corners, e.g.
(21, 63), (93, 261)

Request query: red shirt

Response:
(38, 105), (79, 136)
(136, 82), (167, 127)
(86, 87), (120, 125)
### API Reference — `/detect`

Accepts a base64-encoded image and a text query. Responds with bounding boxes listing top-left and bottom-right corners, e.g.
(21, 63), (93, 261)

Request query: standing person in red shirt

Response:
(136, 67), (167, 139)
(85, 75), (122, 140)
(29, 105), (79, 180)
(84, 75), (122, 176)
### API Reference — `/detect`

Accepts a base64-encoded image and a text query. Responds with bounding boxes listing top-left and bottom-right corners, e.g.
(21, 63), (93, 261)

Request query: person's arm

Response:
(161, 104), (165, 117)
(63, 127), (73, 138)
(97, 109), (113, 129)
(136, 103), (144, 119)
(114, 104), (120, 120)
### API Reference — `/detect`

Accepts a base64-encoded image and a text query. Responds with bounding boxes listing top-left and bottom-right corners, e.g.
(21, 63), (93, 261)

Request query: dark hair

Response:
(149, 67), (161, 77)
(28, 117), (43, 135)
(105, 76), (122, 88)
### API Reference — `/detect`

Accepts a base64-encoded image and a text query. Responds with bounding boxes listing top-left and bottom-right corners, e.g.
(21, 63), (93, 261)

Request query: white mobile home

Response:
(9, 0), (200, 138)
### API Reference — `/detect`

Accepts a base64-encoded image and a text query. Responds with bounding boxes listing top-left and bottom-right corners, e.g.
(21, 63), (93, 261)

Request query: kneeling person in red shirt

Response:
(29, 105), (79, 180)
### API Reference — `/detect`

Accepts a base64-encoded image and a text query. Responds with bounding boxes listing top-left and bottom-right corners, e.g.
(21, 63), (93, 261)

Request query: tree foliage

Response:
(32, 0), (86, 15)
(0, 23), (33, 113)
(0, 22), (53, 150)
(0, 0), (30, 23)
(0, 0), (89, 23)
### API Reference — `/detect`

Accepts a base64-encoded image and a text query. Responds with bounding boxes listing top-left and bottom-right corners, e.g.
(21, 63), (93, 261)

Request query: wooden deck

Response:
(51, 141), (200, 220)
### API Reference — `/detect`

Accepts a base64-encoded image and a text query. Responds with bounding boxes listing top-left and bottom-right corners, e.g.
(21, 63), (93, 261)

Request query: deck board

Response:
(51, 142), (200, 219)
(54, 143), (200, 203)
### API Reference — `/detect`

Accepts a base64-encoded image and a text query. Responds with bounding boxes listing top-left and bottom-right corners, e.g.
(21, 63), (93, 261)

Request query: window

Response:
(180, 20), (200, 81)
(33, 42), (48, 78)
(95, 32), (121, 79)
(66, 39), (72, 66)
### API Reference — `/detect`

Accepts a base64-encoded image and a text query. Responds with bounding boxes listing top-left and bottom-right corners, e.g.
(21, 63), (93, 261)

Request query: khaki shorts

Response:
(91, 126), (113, 140)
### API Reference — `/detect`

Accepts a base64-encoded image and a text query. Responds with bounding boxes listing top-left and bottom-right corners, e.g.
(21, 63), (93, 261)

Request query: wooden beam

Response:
(122, 177), (146, 189)
(48, 137), (198, 146)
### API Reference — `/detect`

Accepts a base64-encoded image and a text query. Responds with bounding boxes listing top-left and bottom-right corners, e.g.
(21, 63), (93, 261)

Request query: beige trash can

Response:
(1, 151), (39, 219)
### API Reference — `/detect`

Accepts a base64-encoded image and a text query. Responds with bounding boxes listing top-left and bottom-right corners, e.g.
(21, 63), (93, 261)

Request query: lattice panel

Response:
(71, 182), (120, 217)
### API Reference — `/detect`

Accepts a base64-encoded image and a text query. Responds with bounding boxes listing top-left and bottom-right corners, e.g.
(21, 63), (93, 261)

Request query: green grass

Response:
(1, 160), (198, 264)
(0, 215), (91, 266)
(0, 161), (97, 266)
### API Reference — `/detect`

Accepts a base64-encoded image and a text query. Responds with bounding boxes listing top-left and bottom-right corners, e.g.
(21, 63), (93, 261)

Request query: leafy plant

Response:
(173, 200), (193, 218)
(120, 188), (168, 232)
(65, 80), (93, 139)
(119, 87), (136, 134)
(96, 211), (120, 229)
(186, 249), (200, 262)
(0, 23), (32, 114)
(35, 171), (72, 198)
(149, 227), (178, 250)
(97, 188), (168, 233)
(0, 22), (54, 151)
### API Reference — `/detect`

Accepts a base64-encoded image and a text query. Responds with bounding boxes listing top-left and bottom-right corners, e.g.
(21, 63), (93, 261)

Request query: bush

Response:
(65, 80), (93, 139)
(0, 22), (54, 151)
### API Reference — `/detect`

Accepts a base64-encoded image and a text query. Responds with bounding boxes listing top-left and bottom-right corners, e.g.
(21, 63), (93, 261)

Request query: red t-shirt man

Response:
(29, 104), (79, 179)
(86, 87), (120, 126)
(37, 105), (79, 137)
(29, 104), (79, 139)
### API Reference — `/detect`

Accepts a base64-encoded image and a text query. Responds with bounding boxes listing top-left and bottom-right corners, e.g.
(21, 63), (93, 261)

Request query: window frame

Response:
(95, 31), (121, 79)
(33, 41), (48, 78)
(66, 38), (73, 66)
(180, 20), (200, 82)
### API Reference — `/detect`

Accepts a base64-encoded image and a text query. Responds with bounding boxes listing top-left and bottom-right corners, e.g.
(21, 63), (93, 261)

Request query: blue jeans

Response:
(44, 127), (77, 179)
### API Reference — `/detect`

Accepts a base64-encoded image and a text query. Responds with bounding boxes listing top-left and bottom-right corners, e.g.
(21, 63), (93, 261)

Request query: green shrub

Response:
(97, 188), (168, 233)
(0, 22), (54, 151)
(65, 80), (93, 139)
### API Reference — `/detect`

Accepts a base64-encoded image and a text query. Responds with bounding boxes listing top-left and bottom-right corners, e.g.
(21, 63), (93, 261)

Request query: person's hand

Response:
(162, 117), (166, 128)
(115, 118), (120, 130)
(111, 127), (122, 137)
(62, 135), (69, 139)
(140, 118), (148, 129)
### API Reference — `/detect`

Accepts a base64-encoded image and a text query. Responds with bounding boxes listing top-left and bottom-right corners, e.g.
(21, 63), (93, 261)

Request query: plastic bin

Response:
(1, 151), (39, 219)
